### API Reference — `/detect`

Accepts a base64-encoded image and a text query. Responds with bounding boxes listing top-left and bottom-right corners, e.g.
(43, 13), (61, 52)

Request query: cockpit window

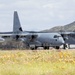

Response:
(54, 35), (58, 38)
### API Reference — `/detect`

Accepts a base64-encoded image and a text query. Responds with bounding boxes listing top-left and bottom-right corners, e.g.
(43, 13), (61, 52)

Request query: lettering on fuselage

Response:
(19, 27), (23, 31)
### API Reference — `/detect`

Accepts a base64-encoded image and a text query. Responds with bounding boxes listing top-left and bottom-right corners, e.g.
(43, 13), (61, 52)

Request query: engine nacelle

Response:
(26, 34), (38, 42)
(0, 37), (5, 42)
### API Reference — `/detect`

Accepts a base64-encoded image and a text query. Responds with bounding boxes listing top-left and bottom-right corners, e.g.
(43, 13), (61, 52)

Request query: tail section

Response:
(13, 11), (23, 33)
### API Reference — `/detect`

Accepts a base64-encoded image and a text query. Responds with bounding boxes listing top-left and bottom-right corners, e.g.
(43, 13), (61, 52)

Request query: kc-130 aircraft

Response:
(0, 11), (65, 50)
(59, 31), (75, 49)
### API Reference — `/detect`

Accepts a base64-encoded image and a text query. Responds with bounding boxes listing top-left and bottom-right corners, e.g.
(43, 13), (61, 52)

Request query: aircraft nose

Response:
(59, 37), (65, 44)
(61, 39), (65, 44)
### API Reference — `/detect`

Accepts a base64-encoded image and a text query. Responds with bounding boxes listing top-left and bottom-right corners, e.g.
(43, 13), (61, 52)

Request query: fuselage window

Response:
(54, 35), (57, 38)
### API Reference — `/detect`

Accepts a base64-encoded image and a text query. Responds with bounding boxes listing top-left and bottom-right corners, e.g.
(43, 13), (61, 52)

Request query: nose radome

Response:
(62, 39), (65, 44)
(60, 37), (65, 44)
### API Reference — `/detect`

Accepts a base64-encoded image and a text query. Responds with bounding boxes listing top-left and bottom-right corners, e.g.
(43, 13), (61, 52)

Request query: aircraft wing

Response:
(0, 32), (33, 38)
(0, 31), (74, 38)
(0, 32), (13, 37)
(0, 32), (30, 42)
(59, 32), (75, 34)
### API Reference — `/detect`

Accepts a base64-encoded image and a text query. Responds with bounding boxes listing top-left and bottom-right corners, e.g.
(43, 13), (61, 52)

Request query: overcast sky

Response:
(0, 0), (75, 32)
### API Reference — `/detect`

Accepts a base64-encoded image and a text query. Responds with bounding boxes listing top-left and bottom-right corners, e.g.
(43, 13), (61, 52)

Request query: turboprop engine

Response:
(0, 37), (5, 42)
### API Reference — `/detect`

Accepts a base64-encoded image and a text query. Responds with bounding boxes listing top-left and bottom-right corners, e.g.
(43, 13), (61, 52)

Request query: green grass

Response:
(0, 49), (75, 75)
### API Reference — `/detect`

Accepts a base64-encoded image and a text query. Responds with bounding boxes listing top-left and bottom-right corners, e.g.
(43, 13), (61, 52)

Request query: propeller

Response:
(60, 33), (68, 49)
(26, 33), (38, 42)
(15, 35), (20, 40)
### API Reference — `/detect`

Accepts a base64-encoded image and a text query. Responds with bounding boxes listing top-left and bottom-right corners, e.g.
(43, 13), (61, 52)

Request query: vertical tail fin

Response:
(13, 11), (23, 33)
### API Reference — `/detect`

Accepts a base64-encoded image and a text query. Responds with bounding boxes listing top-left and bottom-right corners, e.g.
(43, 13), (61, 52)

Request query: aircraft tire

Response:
(30, 46), (37, 50)
(43, 47), (46, 50)
(55, 46), (60, 49)
(35, 46), (38, 49)
(47, 46), (49, 49)
(63, 44), (67, 49)
(30, 47), (35, 50)
(44, 46), (49, 50)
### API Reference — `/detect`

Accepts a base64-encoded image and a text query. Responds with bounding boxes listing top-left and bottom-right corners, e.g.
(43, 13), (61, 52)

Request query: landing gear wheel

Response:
(44, 47), (46, 50)
(55, 46), (60, 49)
(44, 46), (49, 50)
(30, 46), (37, 50)
(30, 47), (35, 50)
(35, 46), (37, 49)
(63, 44), (67, 49)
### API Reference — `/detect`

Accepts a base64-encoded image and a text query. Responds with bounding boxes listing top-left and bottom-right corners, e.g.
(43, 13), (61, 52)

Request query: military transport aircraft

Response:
(59, 31), (75, 49)
(0, 11), (65, 50)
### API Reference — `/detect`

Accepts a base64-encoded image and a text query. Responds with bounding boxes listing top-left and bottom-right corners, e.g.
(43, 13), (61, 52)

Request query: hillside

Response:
(42, 21), (75, 32)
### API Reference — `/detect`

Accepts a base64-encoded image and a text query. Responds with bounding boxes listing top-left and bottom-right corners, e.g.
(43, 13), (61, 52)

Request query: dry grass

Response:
(0, 49), (75, 75)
